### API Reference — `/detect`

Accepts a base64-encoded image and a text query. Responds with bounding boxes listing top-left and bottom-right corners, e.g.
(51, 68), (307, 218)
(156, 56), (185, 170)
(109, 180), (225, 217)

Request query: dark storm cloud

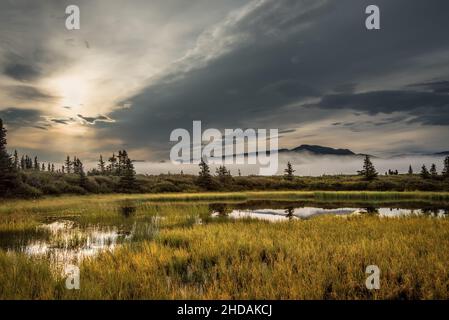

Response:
(7, 85), (57, 102)
(0, 107), (42, 126)
(3, 63), (41, 82)
(408, 80), (449, 94)
(332, 115), (411, 132)
(314, 90), (449, 114)
(101, 0), (449, 157)
(312, 89), (449, 125)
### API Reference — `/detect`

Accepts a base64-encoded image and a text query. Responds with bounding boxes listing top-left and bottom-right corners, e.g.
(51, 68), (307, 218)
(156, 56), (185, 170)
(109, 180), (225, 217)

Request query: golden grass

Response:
(1, 193), (449, 299)
(60, 216), (448, 300)
(1, 215), (449, 299)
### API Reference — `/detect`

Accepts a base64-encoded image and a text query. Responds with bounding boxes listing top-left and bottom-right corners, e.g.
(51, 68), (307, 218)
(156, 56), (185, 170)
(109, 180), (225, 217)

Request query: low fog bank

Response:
(106, 154), (448, 177)
(277, 154), (447, 176)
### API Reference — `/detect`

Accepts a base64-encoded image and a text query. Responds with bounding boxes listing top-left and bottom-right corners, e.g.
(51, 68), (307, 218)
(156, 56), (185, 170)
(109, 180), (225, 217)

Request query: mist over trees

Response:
(1, 117), (449, 198)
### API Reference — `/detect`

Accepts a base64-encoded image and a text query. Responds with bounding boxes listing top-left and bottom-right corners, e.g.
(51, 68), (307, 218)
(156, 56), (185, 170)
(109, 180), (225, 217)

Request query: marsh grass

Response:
(0, 192), (449, 299)
(57, 216), (449, 299)
(2, 191), (449, 214)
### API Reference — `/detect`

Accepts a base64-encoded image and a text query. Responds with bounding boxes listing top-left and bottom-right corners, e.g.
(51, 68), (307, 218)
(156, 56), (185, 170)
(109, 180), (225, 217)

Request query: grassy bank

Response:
(2, 191), (449, 214)
(6, 170), (449, 199)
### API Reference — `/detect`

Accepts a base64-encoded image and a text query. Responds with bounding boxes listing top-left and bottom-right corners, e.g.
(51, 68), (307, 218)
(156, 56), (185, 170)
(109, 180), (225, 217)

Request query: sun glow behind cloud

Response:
(1, 0), (449, 165)
(50, 76), (88, 109)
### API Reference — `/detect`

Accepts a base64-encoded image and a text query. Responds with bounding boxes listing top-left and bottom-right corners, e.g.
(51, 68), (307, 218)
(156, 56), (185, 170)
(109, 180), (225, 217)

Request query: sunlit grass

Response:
(0, 192), (449, 299)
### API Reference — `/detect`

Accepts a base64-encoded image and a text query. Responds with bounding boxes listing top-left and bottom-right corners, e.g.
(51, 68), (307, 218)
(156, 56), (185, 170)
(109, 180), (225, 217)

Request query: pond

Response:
(0, 211), (160, 272)
(208, 201), (449, 221)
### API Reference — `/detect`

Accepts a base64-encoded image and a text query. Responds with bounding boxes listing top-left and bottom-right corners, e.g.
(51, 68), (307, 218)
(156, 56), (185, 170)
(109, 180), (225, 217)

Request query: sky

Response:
(1, 0), (449, 166)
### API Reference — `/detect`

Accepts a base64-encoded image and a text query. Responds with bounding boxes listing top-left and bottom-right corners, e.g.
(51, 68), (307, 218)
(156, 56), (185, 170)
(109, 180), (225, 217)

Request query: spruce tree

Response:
(108, 153), (117, 175)
(73, 157), (79, 174)
(358, 155), (378, 181)
(13, 150), (19, 169)
(98, 155), (106, 174)
(77, 159), (88, 188)
(197, 158), (214, 190)
(119, 158), (137, 192)
(25, 155), (31, 169)
(284, 161), (295, 180)
(442, 156), (449, 179)
(216, 165), (232, 184)
(420, 165), (430, 179)
(117, 150), (129, 175)
(430, 164), (438, 178)
(0, 118), (18, 196)
(34, 156), (39, 171)
(65, 156), (72, 173)
(408, 165), (413, 175)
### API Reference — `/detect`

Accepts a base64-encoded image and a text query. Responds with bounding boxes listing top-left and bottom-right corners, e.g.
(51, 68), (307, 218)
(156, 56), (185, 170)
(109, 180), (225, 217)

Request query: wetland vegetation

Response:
(1, 191), (448, 299)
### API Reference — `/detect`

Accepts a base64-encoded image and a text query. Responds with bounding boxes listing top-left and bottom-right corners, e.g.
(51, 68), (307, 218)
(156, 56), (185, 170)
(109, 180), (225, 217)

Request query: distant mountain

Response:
(238, 144), (371, 158)
(279, 144), (361, 156)
(433, 151), (449, 156)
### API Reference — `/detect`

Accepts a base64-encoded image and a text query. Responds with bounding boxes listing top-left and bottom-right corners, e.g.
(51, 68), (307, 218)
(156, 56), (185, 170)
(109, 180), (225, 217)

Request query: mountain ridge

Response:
(278, 144), (370, 156)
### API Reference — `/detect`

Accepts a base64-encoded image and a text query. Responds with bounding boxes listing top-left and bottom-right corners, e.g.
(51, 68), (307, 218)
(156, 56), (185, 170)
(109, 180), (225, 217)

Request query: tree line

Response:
(2, 117), (449, 196)
(0, 118), (137, 196)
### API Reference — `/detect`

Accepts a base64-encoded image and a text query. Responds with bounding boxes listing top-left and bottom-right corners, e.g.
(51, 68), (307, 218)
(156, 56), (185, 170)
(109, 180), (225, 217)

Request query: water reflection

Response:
(208, 203), (233, 217)
(1, 217), (158, 272)
(208, 202), (449, 222)
(24, 221), (126, 268)
(285, 207), (295, 221)
(119, 201), (137, 217)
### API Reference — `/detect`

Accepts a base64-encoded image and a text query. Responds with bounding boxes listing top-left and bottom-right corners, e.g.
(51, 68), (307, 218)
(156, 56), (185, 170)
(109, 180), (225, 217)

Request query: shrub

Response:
(13, 182), (42, 198)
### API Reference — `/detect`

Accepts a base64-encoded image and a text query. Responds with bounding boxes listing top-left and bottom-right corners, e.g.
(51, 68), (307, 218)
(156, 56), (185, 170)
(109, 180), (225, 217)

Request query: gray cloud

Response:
(6, 85), (57, 102)
(3, 63), (41, 82)
(99, 0), (449, 158)
(2, 0), (449, 160)
(312, 89), (449, 125)
(50, 117), (76, 125)
(0, 107), (43, 127)
(77, 114), (113, 124)
(408, 80), (449, 94)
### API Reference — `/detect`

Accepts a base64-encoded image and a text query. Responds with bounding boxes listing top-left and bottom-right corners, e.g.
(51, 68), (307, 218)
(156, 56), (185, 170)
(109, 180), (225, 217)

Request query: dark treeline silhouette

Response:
(1, 118), (449, 198)
(0, 118), (18, 196)
(15, 154), (58, 173)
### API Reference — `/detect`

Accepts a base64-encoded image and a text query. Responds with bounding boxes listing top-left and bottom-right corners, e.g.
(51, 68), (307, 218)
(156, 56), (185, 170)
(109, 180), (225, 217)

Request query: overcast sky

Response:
(1, 0), (449, 162)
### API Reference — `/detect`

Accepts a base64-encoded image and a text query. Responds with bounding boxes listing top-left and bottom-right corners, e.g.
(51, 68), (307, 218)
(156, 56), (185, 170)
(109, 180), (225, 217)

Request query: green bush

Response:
(13, 182), (42, 198)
